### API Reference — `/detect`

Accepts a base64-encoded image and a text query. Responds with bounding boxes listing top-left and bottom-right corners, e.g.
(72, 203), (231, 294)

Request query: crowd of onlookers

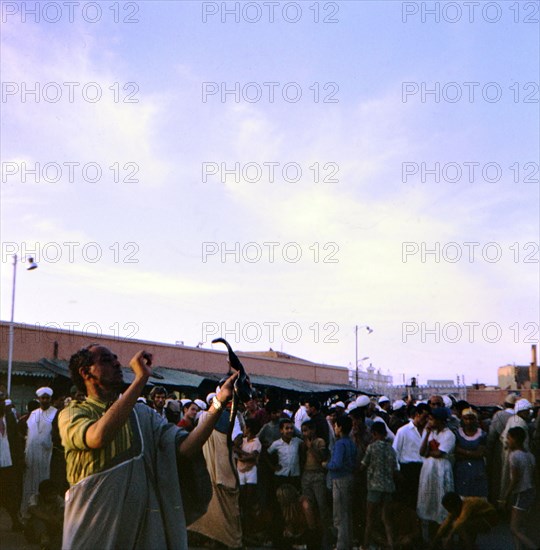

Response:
(1, 385), (539, 549)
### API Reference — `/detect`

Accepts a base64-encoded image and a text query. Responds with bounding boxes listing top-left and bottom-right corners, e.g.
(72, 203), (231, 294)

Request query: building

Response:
(348, 363), (393, 393)
(0, 321), (355, 410)
(498, 345), (539, 390)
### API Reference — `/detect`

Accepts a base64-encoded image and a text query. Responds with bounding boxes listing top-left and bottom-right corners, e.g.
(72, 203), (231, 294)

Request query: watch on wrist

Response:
(211, 395), (224, 414)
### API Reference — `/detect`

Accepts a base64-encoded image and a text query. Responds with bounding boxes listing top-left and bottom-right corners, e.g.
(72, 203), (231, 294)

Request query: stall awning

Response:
(0, 360), (55, 379)
(248, 373), (354, 394)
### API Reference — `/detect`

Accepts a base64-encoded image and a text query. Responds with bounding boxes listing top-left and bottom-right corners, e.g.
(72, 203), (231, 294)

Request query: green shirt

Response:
(58, 396), (133, 485)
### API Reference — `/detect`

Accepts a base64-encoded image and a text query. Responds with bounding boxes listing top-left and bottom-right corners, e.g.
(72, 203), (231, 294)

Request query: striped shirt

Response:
(58, 396), (133, 485)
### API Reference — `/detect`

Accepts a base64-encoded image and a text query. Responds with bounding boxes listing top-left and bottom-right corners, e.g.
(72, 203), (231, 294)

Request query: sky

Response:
(1, 0), (539, 387)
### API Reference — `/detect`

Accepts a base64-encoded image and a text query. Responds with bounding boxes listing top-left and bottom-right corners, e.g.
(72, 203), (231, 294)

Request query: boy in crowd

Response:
(503, 426), (537, 550)
(361, 420), (399, 549)
(268, 418), (302, 489)
(300, 419), (330, 542)
(267, 418), (303, 548)
(24, 479), (64, 550)
(324, 415), (357, 550)
(236, 417), (262, 530)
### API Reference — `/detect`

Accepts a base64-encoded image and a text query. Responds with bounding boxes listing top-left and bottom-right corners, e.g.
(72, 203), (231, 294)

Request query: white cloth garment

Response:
(416, 428), (455, 524)
(21, 406), (57, 516)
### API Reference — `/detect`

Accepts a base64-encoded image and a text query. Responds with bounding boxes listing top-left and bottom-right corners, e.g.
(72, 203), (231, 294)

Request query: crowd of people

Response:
(0, 346), (539, 550)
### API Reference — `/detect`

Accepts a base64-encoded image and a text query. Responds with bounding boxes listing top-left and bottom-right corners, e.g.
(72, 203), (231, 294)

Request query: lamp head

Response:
(27, 258), (38, 271)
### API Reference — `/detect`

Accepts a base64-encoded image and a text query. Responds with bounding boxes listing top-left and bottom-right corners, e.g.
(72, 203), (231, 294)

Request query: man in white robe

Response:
(21, 387), (57, 516)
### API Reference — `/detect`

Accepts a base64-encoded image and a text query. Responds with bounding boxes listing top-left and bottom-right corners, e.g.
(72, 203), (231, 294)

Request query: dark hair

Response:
(456, 400), (470, 412)
(182, 401), (194, 412)
(415, 403), (431, 416)
(68, 345), (99, 394)
(150, 386), (166, 399)
(507, 426), (526, 446)
(279, 417), (293, 429)
(336, 415), (352, 434)
(244, 418), (261, 434)
(301, 419), (316, 430)
(265, 401), (282, 414)
(307, 398), (321, 411)
(442, 492), (462, 510)
(371, 421), (387, 437)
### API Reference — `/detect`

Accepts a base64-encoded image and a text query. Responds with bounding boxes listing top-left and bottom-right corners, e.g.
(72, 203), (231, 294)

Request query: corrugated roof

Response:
(248, 373), (354, 394)
(151, 367), (215, 388)
(38, 360), (217, 389)
(0, 360), (55, 378)
(5, 359), (357, 395)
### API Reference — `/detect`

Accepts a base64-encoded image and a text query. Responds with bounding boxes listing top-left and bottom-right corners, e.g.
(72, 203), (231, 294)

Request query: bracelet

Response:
(209, 395), (224, 415)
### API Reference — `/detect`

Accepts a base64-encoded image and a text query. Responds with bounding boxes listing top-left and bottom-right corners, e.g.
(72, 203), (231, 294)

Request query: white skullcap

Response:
(194, 399), (207, 411)
(137, 397), (147, 403)
(206, 392), (216, 405)
(378, 396), (390, 404)
(180, 398), (192, 407)
(36, 387), (53, 397)
(5, 399), (12, 405)
(356, 395), (370, 408)
(283, 409), (293, 418)
(335, 401), (345, 408)
(346, 402), (358, 413)
(393, 399), (406, 410)
(442, 395), (452, 408)
(515, 399), (532, 413)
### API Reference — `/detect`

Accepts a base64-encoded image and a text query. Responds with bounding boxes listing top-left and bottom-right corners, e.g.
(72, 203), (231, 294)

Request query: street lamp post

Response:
(355, 325), (373, 389)
(6, 254), (38, 396)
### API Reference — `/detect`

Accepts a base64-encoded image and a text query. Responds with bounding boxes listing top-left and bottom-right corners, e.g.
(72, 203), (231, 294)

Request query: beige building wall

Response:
(498, 365), (517, 390)
(0, 322), (350, 385)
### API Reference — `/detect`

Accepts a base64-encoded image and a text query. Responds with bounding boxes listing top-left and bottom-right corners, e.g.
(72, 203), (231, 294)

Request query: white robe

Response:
(417, 428), (456, 524)
(21, 406), (57, 516)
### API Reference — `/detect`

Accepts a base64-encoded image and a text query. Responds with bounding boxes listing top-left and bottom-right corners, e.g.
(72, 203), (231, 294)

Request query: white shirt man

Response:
(391, 404), (430, 510)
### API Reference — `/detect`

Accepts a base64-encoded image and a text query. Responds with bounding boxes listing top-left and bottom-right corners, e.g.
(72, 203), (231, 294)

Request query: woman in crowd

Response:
(417, 407), (456, 542)
(454, 407), (488, 498)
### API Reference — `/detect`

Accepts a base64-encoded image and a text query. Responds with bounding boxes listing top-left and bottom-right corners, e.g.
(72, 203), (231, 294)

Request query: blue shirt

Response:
(326, 435), (356, 479)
